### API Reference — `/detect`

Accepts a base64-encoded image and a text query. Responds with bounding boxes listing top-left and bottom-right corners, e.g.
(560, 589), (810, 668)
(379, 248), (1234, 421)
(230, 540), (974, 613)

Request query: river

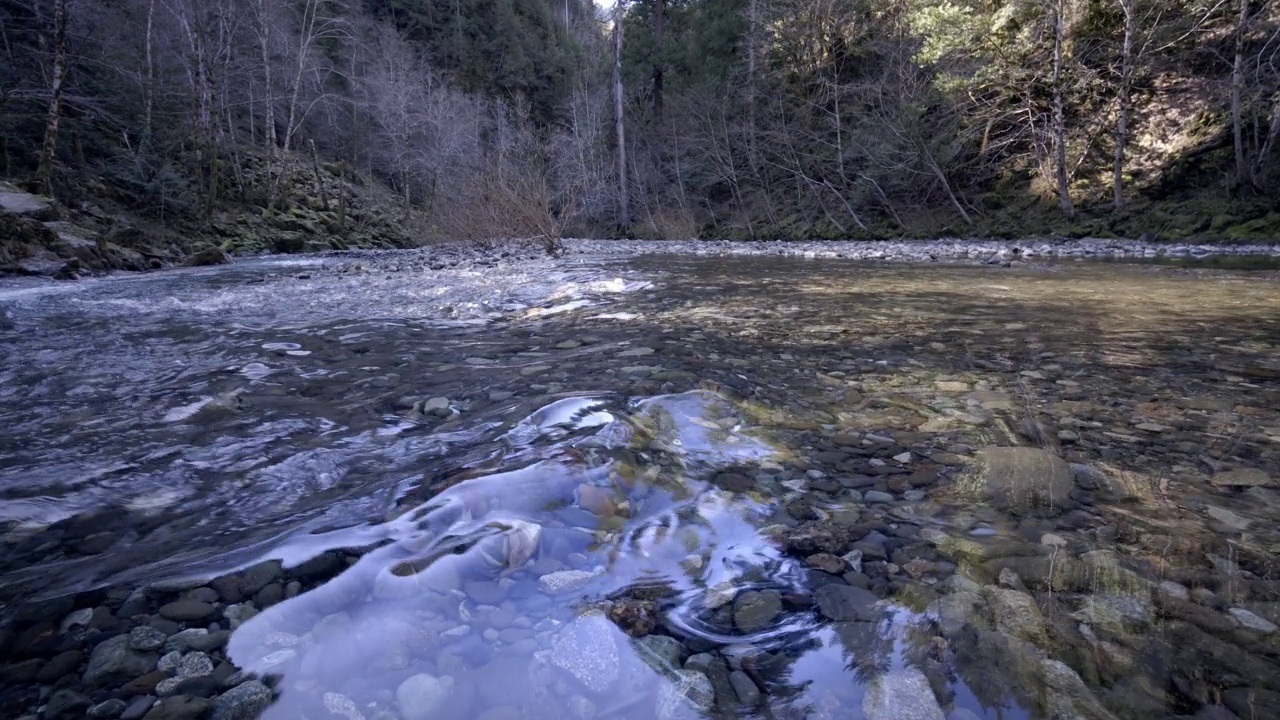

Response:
(1, 245), (1278, 720)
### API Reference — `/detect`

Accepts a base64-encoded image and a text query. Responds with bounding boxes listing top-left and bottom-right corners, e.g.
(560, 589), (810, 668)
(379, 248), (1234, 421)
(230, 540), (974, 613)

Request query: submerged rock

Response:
(964, 447), (1075, 517)
(549, 613), (620, 693)
(396, 674), (454, 720)
(211, 681), (273, 720)
(84, 635), (158, 688)
(733, 590), (782, 632)
(862, 667), (945, 720)
(657, 670), (715, 720)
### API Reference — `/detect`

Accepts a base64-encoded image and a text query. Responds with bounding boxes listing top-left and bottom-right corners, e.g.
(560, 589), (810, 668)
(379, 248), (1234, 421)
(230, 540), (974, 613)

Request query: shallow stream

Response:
(1, 249), (1279, 720)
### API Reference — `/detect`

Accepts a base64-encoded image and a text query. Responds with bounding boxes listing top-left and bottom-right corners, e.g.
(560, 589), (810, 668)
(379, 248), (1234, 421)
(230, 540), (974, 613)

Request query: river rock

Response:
(815, 584), (879, 621)
(862, 667), (945, 720)
(634, 634), (684, 675)
(1041, 659), (1116, 720)
(88, 698), (128, 719)
(158, 601), (216, 622)
(734, 590), (781, 632)
(967, 447), (1075, 517)
(145, 695), (213, 720)
(129, 627), (167, 652)
(84, 635), (159, 687)
(1228, 608), (1278, 634)
(539, 570), (594, 595)
(986, 587), (1051, 643)
(211, 680), (273, 720)
(729, 670), (762, 705)
(657, 670), (715, 720)
(549, 613), (619, 693)
(1210, 468), (1275, 488)
(46, 689), (92, 718)
(396, 674), (454, 720)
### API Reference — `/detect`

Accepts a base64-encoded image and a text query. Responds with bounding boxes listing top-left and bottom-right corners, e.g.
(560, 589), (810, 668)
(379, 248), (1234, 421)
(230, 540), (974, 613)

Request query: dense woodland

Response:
(1, 0), (1279, 245)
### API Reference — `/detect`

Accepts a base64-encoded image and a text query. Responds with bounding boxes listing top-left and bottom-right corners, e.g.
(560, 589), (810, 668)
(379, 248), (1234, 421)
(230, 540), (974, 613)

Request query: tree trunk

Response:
(652, 0), (664, 127)
(613, 4), (630, 232)
(144, 0), (156, 146)
(1231, 0), (1249, 186)
(1051, 0), (1074, 217)
(36, 0), (69, 194)
(1256, 93), (1280, 182)
(257, 0), (277, 156)
(1113, 0), (1134, 210)
(284, 0), (318, 152)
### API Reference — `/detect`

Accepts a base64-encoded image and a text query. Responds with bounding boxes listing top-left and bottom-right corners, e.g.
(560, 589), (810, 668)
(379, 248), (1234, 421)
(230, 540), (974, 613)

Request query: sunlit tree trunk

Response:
(1230, 0), (1249, 186)
(36, 0), (69, 194)
(1051, 0), (1074, 217)
(1113, 0), (1134, 210)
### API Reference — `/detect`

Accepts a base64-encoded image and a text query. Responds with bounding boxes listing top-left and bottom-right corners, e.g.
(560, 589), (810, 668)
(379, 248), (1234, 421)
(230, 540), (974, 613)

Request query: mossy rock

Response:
(272, 232), (306, 254)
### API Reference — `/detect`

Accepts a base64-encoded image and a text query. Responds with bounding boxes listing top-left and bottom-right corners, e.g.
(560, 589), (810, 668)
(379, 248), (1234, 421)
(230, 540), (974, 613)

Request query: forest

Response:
(1, 0), (1279, 250)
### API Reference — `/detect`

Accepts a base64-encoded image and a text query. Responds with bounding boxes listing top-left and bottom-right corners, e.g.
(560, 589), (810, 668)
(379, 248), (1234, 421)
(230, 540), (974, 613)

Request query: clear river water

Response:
(1, 248), (1278, 720)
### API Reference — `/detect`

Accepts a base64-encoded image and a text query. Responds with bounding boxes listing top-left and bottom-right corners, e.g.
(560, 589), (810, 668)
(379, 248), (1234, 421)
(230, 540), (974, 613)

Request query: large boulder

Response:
(963, 447), (1075, 517)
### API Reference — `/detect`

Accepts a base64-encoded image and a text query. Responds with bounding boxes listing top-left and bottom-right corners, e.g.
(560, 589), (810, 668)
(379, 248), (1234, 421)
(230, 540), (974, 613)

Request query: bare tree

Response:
(1050, 0), (1074, 217)
(36, 0), (70, 193)
(1113, 0), (1136, 209)
(1231, 0), (1251, 186)
(613, 0), (629, 231)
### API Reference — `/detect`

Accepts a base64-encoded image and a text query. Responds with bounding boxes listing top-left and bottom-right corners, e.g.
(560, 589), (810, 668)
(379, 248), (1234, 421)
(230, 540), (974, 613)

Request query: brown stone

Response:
(575, 484), (616, 516)
(123, 670), (167, 696)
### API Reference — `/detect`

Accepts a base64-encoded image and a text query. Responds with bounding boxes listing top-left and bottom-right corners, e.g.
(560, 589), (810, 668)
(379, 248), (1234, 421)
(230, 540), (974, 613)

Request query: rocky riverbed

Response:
(1, 249), (1279, 720)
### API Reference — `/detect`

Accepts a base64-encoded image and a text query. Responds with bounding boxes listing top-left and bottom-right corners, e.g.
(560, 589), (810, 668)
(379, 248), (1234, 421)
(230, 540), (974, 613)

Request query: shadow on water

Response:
(2, 253), (1279, 720)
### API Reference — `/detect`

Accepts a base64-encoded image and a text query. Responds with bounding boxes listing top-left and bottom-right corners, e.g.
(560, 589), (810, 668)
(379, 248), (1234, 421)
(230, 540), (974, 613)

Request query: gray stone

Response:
(88, 698), (128, 719)
(46, 689), (92, 719)
(1206, 506), (1252, 531)
(158, 651), (183, 674)
(1229, 608), (1278, 634)
(549, 613), (620, 693)
(729, 670), (761, 705)
(815, 584), (880, 621)
(658, 670), (715, 720)
(162, 629), (208, 654)
(967, 446), (1075, 516)
(84, 635), (159, 688)
(634, 634), (684, 675)
(144, 696), (212, 720)
(323, 692), (366, 720)
(864, 490), (894, 504)
(1210, 468), (1275, 488)
(1072, 594), (1151, 635)
(129, 627), (168, 652)
(862, 667), (945, 720)
(157, 601), (216, 622)
(733, 590), (782, 632)
(61, 608), (95, 634)
(1041, 659), (1115, 720)
(538, 570), (595, 595)
(211, 681), (274, 720)
(121, 697), (156, 720)
(222, 603), (258, 629)
(396, 673), (455, 720)
(175, 652), (214, 678)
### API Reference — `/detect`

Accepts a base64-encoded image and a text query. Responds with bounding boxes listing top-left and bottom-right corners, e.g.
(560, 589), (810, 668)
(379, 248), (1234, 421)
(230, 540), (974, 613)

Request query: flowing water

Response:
(2, 250), (1279, 720)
